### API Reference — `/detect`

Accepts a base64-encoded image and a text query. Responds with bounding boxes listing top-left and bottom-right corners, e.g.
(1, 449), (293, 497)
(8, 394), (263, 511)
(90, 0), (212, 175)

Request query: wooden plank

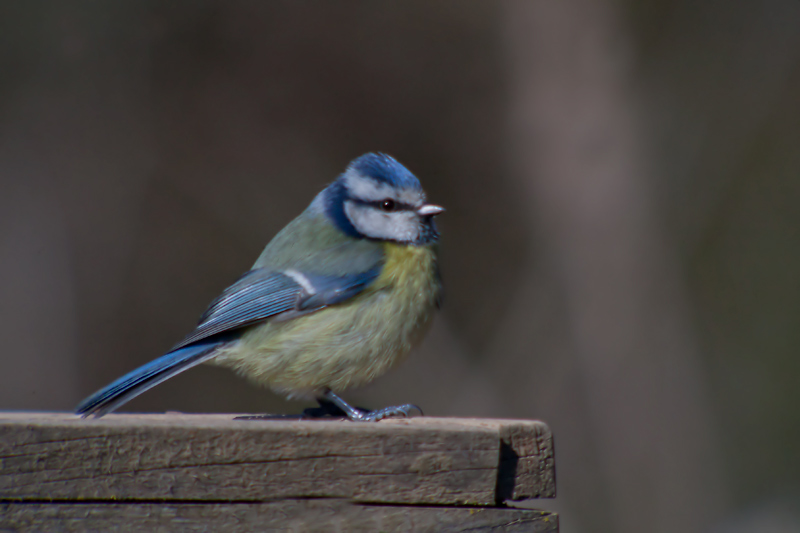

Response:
(0, 413), (554, 506)
(0, 500), (558, 532)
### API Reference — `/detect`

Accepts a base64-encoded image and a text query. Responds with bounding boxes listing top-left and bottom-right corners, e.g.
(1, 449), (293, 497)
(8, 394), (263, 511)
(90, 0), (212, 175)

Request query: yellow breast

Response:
(373, 241), (439, 292)
(217, 242), (441, 396)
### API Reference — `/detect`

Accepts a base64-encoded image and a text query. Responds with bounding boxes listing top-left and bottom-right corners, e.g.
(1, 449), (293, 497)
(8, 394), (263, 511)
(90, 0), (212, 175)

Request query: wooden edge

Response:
(498, 421), (557, 501)
(0, 500), (559, 533)
(0, 412), (548, 430)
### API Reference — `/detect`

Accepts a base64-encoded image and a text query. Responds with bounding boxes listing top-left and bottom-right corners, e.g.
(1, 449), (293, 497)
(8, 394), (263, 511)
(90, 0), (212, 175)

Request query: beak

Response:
(417, 204), (445, 217)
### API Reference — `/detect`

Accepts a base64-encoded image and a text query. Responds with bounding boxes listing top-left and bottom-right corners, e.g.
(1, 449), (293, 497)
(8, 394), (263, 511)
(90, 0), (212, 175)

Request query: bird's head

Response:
(323, 153), (444, 245)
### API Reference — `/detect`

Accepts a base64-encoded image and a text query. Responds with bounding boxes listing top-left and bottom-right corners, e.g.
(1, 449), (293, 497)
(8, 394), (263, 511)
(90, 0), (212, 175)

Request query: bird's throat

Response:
(375, 242), (438, 290)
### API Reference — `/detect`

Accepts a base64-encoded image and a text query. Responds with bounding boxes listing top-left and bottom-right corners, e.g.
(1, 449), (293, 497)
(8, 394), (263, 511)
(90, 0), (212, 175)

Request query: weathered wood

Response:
(0, 500), (559, 533)
(0, 413), (555, 506)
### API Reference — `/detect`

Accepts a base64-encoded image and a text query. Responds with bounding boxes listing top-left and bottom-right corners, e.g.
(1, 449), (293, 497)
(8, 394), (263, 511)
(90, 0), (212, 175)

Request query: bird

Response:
(76, 153), (444, 421)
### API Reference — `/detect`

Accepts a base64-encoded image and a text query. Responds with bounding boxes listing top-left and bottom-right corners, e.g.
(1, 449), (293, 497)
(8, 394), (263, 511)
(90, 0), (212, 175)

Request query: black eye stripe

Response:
(351, 198), (415, 211)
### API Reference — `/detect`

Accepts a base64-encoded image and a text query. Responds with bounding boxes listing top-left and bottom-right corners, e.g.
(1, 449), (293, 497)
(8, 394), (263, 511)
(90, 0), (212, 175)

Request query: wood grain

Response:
(0, 413), (555, 507)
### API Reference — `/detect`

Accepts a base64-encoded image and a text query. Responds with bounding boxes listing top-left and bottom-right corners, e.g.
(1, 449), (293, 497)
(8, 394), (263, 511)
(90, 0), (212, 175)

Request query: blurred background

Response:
(1, 1), (799, 531)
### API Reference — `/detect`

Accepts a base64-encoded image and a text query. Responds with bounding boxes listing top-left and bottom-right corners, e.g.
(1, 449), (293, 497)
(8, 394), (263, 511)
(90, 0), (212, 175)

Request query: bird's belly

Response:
(214, 244), (439, 395)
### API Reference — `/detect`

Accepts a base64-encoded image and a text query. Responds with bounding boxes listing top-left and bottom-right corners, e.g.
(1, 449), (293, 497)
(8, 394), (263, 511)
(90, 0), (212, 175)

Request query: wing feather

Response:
(172, 266), (382, 350)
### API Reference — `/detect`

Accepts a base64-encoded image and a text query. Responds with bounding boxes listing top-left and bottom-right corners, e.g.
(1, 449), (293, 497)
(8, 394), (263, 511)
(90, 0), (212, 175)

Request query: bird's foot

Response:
(347, 403), (423, 422)
(319, 390), (423, 422)
(233, 392), (423, 422)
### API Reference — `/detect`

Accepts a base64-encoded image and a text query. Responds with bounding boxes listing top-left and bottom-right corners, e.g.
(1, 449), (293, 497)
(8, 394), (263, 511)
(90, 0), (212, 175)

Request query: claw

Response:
(358, 403), (423, 421)
(319, 390), (423, 422)
(233, 394), (424, 422)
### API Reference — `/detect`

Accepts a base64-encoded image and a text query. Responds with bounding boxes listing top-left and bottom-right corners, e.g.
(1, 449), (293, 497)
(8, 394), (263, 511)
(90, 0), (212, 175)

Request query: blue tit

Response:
(76, 153), (444, 421)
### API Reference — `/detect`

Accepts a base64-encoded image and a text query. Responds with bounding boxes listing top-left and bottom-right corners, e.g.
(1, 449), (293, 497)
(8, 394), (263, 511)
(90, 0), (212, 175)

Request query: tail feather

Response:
(76, 337), (230, 418)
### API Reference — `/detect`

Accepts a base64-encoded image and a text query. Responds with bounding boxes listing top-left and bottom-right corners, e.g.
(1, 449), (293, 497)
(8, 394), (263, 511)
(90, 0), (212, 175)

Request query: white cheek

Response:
(344, 202), (420, 242)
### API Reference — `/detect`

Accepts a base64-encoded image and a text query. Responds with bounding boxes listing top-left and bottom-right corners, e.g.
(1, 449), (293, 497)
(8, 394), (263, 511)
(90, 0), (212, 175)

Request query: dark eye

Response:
(381, 199), (396, 212)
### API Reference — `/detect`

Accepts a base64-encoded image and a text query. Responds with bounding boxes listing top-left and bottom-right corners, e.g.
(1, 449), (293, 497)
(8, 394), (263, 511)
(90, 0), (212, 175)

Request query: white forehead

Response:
(343, 168), (425, 206)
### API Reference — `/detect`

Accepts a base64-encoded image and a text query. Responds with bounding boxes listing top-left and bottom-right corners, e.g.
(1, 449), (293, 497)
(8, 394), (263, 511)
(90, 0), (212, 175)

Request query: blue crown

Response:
(348, 153), (421, 190)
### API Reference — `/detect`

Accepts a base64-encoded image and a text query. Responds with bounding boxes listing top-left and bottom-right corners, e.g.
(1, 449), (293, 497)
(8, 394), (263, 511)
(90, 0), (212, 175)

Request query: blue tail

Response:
(76, 337), (233, 418)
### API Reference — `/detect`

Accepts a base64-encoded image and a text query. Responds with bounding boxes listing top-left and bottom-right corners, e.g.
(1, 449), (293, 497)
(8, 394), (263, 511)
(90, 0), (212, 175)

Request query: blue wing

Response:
(172, 267), (382, 349)
(76, 266), (382, 418)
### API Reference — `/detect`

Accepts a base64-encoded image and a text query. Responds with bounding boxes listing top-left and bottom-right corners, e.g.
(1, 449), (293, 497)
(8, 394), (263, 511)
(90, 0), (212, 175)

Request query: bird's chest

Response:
(339, 241), (440, 348)
(312, 242), (439, 386)
(371, 242), (440, 308)
(219, 242), (440, 393)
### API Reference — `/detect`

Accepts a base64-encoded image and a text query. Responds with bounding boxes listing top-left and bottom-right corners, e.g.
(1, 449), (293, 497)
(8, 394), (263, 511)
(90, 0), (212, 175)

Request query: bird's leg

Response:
(301, 397), (347, 419)
(234, 390), (422, 421)
(320, 389), (423, 422)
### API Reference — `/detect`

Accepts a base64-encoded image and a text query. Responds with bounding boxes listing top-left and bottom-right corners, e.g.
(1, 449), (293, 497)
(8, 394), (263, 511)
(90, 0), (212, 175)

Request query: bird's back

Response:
(254, 204), (385, 275)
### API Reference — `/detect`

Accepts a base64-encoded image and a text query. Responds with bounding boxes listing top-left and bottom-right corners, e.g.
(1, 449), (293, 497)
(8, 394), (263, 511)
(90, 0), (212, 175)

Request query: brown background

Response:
(2, 2), (799, 532)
